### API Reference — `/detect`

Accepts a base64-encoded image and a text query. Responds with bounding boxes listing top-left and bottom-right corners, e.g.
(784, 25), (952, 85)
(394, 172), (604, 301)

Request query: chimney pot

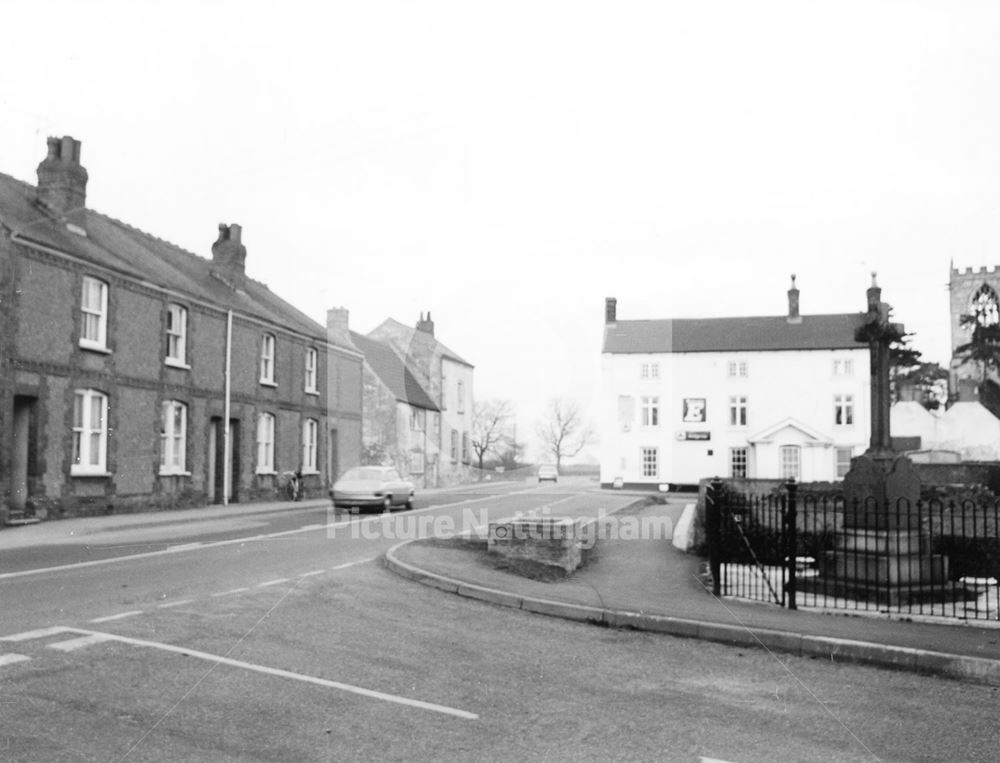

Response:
(416, 311), (436, 336)
(787, 275), (801, 323)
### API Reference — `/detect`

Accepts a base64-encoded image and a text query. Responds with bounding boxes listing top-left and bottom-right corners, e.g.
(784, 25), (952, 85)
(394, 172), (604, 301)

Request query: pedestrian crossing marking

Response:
(0, 653), (31, 667)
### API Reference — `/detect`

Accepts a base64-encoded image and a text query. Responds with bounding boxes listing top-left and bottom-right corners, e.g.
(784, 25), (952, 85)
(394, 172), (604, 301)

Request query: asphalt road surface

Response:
(1, 479), (997, 762)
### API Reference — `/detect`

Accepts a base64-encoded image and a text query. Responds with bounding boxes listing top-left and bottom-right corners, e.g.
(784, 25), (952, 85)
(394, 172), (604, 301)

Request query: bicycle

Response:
(281, 470), (303, 501)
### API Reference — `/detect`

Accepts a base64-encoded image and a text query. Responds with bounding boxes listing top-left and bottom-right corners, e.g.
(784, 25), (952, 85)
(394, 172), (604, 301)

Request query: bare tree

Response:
(471, 399), (514, 471)
(535, 397), (595, 470)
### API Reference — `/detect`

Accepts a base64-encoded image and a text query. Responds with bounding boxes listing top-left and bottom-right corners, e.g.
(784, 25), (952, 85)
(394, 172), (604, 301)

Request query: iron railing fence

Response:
(705, 478), (1000, 621)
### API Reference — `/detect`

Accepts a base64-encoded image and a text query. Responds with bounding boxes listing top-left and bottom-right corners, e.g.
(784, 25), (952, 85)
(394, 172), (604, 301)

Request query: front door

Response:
(228, 418), (240, 503)
(11, 396), (37, 513)
(208, 417), (222, 504)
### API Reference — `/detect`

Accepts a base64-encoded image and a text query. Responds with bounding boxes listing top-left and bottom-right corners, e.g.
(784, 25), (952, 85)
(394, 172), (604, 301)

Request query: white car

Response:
(331, 466), (415, 512)
(537, 465), (559, 483)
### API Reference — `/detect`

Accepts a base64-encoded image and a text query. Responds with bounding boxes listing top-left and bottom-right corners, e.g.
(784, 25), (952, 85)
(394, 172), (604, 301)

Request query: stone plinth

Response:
(842, 454), (921, 530)
(816, 452), (955, 604)
(487, 516), (598, 575)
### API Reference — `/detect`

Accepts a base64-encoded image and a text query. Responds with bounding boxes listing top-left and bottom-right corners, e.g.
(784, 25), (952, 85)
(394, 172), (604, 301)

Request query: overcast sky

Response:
(3, 1), (999, 461)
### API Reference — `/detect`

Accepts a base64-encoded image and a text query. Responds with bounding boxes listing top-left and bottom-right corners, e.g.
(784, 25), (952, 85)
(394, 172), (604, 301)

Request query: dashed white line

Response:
(0, 653), (31, 667)
(90, 610), (144, 623)
(157, 599), (195, 609)
(300, 570), (326, 578)
(257, 578), (290, 588)
(211, 587), (249, 597)
(48, 633), (116, 652)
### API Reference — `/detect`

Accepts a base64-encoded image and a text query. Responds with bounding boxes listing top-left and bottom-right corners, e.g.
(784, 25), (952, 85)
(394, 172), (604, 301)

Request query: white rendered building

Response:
(600, 280), (872, 488)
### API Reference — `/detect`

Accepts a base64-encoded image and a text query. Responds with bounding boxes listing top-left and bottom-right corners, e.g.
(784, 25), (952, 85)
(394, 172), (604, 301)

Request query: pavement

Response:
(384, 495), (1000, 687)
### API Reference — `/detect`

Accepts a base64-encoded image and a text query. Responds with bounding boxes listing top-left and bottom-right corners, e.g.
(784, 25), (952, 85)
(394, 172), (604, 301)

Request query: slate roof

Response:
(371, 318), (474, 368)
(603, 314), (869, 354)
(0, 171), (340, 344)
(350, 331), (440, 411)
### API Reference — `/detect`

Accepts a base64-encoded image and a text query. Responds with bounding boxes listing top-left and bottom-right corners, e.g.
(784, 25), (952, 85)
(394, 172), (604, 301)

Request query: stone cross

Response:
(854, 273), (906, 459)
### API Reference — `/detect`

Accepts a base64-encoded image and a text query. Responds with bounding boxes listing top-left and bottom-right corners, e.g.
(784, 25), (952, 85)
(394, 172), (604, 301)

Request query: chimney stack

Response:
(36, 135), (88, 218)
(416, 311), (435, 336)
(605, 297), (617, 324)
(327, 306), (350, 345)
(211, 223), (247, 288)
(786, 275), (801, 324)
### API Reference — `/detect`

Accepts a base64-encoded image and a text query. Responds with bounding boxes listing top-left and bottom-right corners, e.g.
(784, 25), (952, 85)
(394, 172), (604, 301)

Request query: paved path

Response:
(386, 498), (1000, 686)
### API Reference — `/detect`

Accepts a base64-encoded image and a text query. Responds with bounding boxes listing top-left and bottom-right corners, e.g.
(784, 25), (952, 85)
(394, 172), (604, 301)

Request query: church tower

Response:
(949, 263), (1000, 401)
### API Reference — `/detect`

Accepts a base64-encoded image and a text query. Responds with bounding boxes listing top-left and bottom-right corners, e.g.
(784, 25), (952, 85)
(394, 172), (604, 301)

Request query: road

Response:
(1, 479), (997, 762)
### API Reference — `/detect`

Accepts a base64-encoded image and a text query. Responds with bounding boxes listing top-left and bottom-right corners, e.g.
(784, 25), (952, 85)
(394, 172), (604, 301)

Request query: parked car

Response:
(537, 465), (559, 483)
(331, 466), (415, 512)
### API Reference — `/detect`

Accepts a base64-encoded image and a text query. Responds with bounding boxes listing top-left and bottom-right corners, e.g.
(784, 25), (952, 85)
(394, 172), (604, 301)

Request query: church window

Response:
(969, 284), (1000, 328)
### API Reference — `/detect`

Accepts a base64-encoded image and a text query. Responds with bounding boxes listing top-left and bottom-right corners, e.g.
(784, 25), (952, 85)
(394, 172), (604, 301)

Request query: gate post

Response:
(785, 478), (798, 610)
(706, 477), (724, 597)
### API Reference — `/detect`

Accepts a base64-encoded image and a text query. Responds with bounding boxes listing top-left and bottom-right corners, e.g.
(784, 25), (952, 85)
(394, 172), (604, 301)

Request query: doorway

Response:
(11, 396), (37, 513)
(208, 417), (241, 504)
(327, 428), (339, 485)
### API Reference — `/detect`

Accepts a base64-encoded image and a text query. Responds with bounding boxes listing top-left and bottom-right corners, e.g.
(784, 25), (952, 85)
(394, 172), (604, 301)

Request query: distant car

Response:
(331, 466), (415, 512)
(537, 465), (559, 483)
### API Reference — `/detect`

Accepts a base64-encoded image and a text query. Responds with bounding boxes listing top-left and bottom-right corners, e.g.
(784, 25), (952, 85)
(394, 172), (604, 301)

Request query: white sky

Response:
(3, 1), (999, 462)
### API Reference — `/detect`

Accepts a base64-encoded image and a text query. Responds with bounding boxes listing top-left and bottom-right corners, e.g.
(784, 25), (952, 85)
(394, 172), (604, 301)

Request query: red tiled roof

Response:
(603, 313), (869, 354)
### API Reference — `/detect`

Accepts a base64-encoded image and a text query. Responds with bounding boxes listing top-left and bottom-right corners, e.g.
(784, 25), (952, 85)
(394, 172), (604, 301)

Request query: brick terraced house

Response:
(0, 136), (363, 522)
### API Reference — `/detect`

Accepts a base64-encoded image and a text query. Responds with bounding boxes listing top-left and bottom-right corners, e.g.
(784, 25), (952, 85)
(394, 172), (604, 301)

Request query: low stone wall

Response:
(487, 516), (598, 577)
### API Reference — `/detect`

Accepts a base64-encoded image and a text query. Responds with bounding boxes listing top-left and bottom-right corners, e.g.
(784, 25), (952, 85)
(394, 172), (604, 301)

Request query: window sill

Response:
(71, 470), (112, 478)
(305, 389), (320, 396)
(301, 469), (320, 476)
(256, 470), (277, 476)
(165, 359), (191, 370)
(259, 380), (278, 388)
(159, 470), (192, 477)
(79, 341), (111, 355)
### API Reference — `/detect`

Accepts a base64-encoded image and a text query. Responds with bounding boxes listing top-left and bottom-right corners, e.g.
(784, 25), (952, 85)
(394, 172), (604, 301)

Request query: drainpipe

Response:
(223, 309), (233, 505)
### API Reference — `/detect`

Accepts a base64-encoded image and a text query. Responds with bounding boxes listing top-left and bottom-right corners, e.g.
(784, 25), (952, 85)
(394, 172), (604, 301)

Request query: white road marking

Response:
(157, 599), (195, 609)
(210, 587), (249, 597)
(0, 653), (31, 667)
(0, 484), (550, 580)
(330, 557), (376, 571)
(0, 626), (71, 642)
(167, 542), (203, 552)
(257, 578), (290, 588)
(89, 610), (144, 623)
(61, 627), (479, 719)
(300, 570), (326, 578)
(47, 633), (116, 652)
